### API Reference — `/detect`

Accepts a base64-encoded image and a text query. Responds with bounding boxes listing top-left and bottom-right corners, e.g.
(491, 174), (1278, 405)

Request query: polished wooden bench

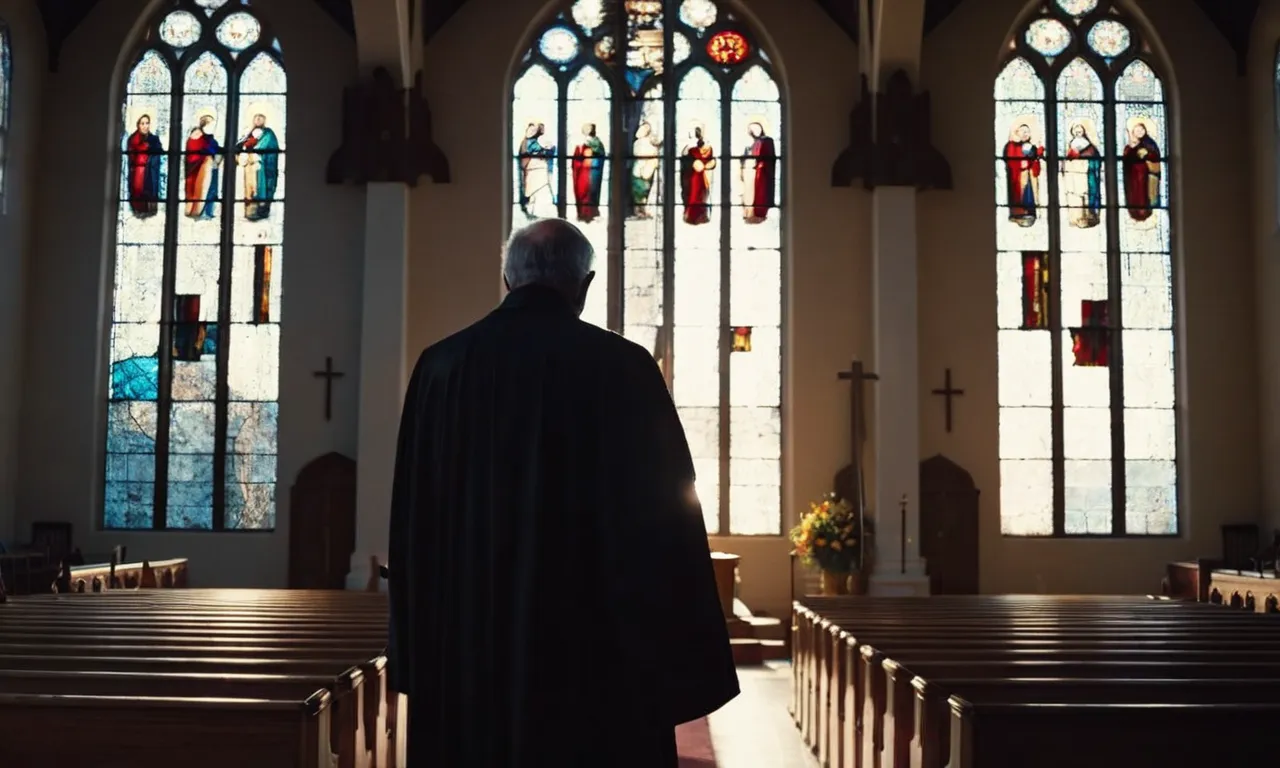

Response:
(0, 690), (332, 768)
(947, 698), (1279, 767)
(0, 589), (394, 768)
(908, 675), (1280, 768)
(792, 596), (1280, 768)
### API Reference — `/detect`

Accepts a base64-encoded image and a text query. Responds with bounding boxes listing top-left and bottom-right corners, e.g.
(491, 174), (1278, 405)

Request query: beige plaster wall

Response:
(1250, 3), (1280, 534)
(0, 0), (43, 547)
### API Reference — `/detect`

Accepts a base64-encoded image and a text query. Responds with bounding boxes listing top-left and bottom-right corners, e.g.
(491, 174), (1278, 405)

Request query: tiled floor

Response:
(707, 662), (819, 768)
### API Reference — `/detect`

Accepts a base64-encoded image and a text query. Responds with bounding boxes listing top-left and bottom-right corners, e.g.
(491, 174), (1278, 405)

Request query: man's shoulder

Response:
(414, 312), (655, 375)
(574, 320), (654, 364)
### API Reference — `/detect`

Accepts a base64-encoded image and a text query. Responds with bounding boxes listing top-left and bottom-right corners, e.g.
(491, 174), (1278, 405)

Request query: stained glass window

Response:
(106, 0), (286, 531)
(510, 0), (784, 536)
(0, 20), (10, 207)
(995, 2), (1176, 537)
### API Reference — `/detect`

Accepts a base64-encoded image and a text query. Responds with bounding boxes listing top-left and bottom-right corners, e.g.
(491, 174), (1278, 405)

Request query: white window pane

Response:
(998, 330), (1052, 406)
(999, 459), (1053, 535)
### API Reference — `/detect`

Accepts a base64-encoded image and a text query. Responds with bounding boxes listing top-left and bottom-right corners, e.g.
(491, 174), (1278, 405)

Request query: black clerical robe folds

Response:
(387, 285), (739, 767)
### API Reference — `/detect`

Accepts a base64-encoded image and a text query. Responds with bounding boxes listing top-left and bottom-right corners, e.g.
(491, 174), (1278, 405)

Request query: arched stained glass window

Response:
(995, 0), (1176, 537)
(0, 20), (11, 205)
(106, 0), (286, 530)
(511, 0), (784, 536)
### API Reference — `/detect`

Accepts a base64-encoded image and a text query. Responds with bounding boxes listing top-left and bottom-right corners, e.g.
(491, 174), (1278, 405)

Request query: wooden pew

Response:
(947, 698), (1280, 767)
(0, 589), (394, 768)
(792, 596), (1280, 768)
(908, 675), (1280, 768)
(0, 690), (332, 768)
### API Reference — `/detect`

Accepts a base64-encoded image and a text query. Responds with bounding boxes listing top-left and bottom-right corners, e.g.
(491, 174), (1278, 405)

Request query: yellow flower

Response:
(830, 540), (843, 551)
(845, 538), (856, 547)
(815, 537), (827, 547)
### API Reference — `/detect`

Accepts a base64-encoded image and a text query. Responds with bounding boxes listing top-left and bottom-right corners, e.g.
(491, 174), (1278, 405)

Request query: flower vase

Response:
(820, 570), (850, 596)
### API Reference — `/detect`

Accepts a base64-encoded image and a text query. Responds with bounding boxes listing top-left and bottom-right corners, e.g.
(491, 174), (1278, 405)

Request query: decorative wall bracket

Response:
(831, 71), (952, 191)
(326, 68), (451, 187)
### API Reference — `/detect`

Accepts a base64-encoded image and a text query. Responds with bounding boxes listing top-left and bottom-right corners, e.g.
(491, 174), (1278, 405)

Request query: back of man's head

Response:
(502, 219), (596, 307)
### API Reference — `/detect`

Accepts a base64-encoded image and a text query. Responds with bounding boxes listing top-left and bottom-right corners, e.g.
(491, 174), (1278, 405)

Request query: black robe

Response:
(387, 284), (739, 767)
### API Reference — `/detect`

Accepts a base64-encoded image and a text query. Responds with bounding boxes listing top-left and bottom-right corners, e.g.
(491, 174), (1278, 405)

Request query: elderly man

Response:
(387, 219), (738, 766)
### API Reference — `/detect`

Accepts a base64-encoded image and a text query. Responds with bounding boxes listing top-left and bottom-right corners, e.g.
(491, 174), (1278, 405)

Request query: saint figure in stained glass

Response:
(509, 0), (785, 536)
(1004, 121), (1044, 226)
(518, 122), (556, 217)
(740, 121), (776, 223)
(1122, 119), (1161, 221)
(107, 0), (287, 531)
(1062, 121), (1102, 228)
(236, 109), (279, 221)
(184, 112), (221, 219)
(126, 115), (165, 217)
(680, 124), (715, 224)
(994, 0), (1176, 537)
(630, 120), (660, 217)
(571, 122), (605, 222)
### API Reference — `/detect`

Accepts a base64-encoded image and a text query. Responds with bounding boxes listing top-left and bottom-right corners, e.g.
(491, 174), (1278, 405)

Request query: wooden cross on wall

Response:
(837, 359), (879, 513)
(313, 357), (345, 422)
(930, 368), (965, 433)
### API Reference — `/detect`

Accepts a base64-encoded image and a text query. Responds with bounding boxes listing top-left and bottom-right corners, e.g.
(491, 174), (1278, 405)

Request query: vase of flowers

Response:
(790, 492), (869, 596)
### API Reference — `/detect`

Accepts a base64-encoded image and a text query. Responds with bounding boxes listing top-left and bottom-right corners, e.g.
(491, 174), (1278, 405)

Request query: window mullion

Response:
(717, 79), (732, 538)
(211, 64), (242, 532)
(660, 22), (677, 395)
(1045, 83), (1066, 536)
(1102, 76), (1127, 534)
(606, 84), (625, 333)
(152, 78), (186, 531)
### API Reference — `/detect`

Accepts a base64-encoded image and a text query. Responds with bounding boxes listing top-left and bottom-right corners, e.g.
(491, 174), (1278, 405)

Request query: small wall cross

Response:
(930, 367), (965, 433)
(313, 357), (346, 422)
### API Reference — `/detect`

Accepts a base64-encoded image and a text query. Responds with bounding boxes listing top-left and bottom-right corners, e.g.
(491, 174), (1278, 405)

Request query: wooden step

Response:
(730, 638), (764, 666)
(743, 615), (785, 640)
(760, 638), (787, 661)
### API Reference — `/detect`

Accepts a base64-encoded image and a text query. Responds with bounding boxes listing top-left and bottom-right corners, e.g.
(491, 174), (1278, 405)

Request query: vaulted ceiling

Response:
(33, 0), (1261, 72)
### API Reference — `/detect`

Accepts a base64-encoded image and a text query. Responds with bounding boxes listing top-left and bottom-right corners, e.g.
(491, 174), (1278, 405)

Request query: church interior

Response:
(1, 0), (1280, 763)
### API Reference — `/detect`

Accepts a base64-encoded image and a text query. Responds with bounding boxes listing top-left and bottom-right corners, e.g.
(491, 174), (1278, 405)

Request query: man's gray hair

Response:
(502, 219), (595, 290)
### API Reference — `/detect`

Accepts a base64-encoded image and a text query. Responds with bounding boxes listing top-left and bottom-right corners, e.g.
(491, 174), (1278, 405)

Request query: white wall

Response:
(0, 0), (43, 547)
(12, 0), (363, 584)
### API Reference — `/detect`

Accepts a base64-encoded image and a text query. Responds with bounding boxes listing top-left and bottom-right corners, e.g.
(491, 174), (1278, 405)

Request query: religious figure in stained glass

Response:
(184, 112), (221, 219)
(509, 0), (785, 536)
(1003, 121), (1043, 226)
(126, 114), (164, 217)
(740, 121), (776, 224)
(236, 109), (279, 221)
(1122, 119), (1161, 221)
(571, 122), (605, 222)
(518, 122), (556, 217)
(1061, 122), (1101, 228)
(994, 2), (1176, 538)
(630, 120), (660, 217)
(106, 0), (286, 531)
(680, 124), (715, 224)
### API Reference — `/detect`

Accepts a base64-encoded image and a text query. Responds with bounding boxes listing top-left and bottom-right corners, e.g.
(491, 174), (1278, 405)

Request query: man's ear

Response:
(577, 271), (597, 304)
